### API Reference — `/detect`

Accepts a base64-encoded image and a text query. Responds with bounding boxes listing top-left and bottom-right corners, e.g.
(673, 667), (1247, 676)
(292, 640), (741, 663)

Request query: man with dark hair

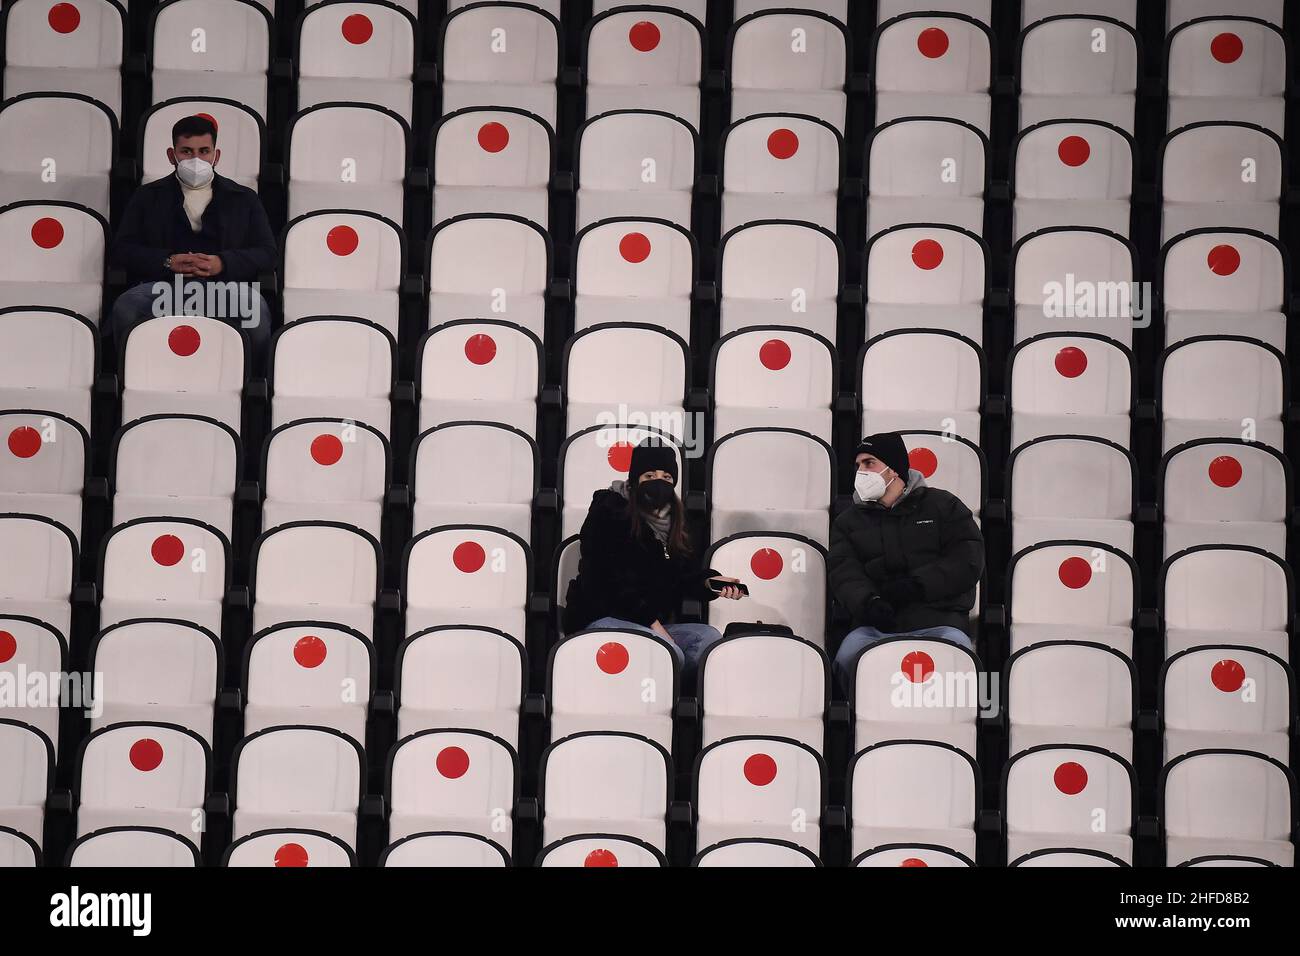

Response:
(828, 432), (985, 692)
(108, 114), (276, 364)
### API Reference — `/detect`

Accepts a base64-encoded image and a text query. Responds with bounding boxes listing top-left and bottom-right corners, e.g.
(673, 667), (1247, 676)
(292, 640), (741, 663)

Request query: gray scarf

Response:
(611, 480), (673, 546)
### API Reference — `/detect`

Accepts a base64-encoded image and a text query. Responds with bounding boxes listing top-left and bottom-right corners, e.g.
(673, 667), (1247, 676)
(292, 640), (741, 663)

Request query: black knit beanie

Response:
(627, 438), (679, 487)
(854, 432), (910, 479)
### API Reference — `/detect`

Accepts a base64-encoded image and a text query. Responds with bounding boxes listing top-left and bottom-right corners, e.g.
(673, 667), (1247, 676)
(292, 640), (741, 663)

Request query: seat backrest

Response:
(1162, 230), (1285, 313)
(284, 210), (402, 292)
(703, 533), (827, 647)
(1167, 0), (1282, 32)
(696, 736), (823, 831)
(69, 827), (199, 866)
(419, 320), (540, 403)
(869, 118), (985, 199)
(429, 214), (548, 299)
(404, 525), (529, 612)
(248, 622), (373, 710)
(0, 94), (114, 178)
(1162, 545), (1290, 632)
(722, 114), (840, 195)
(91, 620), (219, 710)
(850, 741), (977, 829)
(542, 732), (668, 825)
(1167, 18), (1286, 98)
(152, 0), (269, 75)
(3, 0), (124, 69)
(413, 422), (535, 511)
(713, 328), (834, 411)
(564, 324), (687, 408)
(297, 1), (415, 81)
(1163, 646), (1290, 735)
(1015, 121), (1132, 200)
(1011, 334), (1132, 417)
(710, 429), (833, 512)
(0, 719), (52, 809)
(720, 221), (840, 302)
(124, 316), (244, 394)
(1162, 749), (1291, 840)
(867, 225), (985, 305)
(550, 628), (677, 721)
(897, 432), (984, 514)
(879, 0), (988, 24)
(1161, 440), (1287, 524)
(434, 109), (551, 188)
(113, 415), (238, 499)
(1010, 542), (1135, 627)
(398, 624), (524, 711)
(1023, 0), (1134, 28)
(578, 111), (695, 193)
(730, 11), (846, 92)
(0, 308), (96, 397)
(575, 219), (694, 301)
(1007, 642), (1133, 728)
(388, 729), (516, 821)
(1162, 124), (1282, 204)
(265, 419), (387, 506)
(861, 331), (982, 413)
(854, 638), (980, 724)
(1160, 337), (1284, 422)
(253, 522), (378, 607)
(288, 104), (406, 187)
(0, 411), (85, 496)
(142, 98), (263, 187)
(235, 726), (361, 813)
(586, 8), (702, 87)
(441, 2), (558, 84)
(77, 723), (207, 811)
(1019, 16), (1138, 95)
(101, 518), (227, 605)
(0, 515), (74, 604)
(1010, 437), (1133, 520)
(0, 202), (104, 284)
(1005, 745), (1133, 836)
(874, 14), (992, 94)
(272, 318), (392, 400)
(1013, 227), (1134, 311)
(702, 634), (825, 721)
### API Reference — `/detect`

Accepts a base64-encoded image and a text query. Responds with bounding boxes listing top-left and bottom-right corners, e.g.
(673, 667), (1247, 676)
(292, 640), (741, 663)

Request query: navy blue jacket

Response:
(110, 172), (276, 285)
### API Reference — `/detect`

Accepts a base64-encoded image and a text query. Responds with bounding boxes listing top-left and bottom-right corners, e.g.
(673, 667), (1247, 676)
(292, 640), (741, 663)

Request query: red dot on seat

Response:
(900, 857), (928, 867)
(7, 426), (42, 459)
(1054, 346), (1088, 378)
(129, 738), (164, 772)
(452, 540), (486, 573)
(274, 842), (309, 867)
(168, 324), (201, 357)
(1058, 556), (1092, 589)
(759, 338), (791, 371)
(1054, 761), (1088, 795)
(151, 534), (185, 567)
(767, 128), (799, 160)
(1058, 135), (1091, 167)
(900, 650), (935, 683)
(596, 641), (629, 675)
(917, 27), (949, 58)
(436, 745), (470, 779)
(1208, 455), (1242, 488)
(293, 635), (327, 669)
(0, 631), (15, 664)
(629, 20), (660, 52)
(743, 753), (777, 787)
(619, 232), (651, 263)
(325, 224), (359, 256)
(584, 848), (619, 867)
(310, 434), (344, 466)
(911, 239), (944, 270)
(341, 13), (373, 44)
(1211, 659), (1246, 693)
(30, 217), (64, 249)
(908, 447), (938, 478)
(194, 112), (219, 131)
(464, 333), (497, 365)
(1211, 32), (1243, 64)
(47, 2), (80, 33)
(478, 121), (510, 153)
(1207, 244), (1241, 276)
(607, 441), (634, 473)
(750, 547), (783, 580)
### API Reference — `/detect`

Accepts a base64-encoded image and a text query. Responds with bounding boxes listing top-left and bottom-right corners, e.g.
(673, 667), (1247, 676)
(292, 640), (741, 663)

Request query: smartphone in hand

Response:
(708, 579), (750, 596)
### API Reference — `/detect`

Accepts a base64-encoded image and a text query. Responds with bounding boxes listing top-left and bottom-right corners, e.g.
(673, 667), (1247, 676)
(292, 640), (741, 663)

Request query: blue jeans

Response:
(833, 625), (973, 695)
(587, 616), (723, 675)
(110, 280), (272, 371)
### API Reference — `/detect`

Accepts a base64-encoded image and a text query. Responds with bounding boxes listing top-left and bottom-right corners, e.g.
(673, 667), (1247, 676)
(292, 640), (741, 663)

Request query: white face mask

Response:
(175, 157), (214, 188)
(854, 469), (895, 502)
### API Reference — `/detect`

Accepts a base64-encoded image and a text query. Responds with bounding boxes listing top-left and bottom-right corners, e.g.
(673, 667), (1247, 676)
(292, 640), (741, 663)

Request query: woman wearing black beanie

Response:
(563, 438), (745, 678)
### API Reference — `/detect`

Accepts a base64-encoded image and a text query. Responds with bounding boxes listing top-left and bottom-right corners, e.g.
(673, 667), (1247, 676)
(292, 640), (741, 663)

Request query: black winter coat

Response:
(828, 473), (984, 634)
(110, 172), (277, 285)
(563, 488), (719, 632)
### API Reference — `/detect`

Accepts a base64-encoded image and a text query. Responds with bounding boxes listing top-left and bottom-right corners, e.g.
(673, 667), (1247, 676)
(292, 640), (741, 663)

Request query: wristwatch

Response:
(164, 255), (173, 272)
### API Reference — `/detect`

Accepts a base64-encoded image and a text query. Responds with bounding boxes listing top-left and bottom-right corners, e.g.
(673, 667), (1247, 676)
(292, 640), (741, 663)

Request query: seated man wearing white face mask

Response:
(827, 432), (984, 693)
(108, 114), (276, 367)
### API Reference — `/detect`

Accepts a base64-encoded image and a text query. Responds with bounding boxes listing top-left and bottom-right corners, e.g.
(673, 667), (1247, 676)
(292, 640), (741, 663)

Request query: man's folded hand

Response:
(880, 575), (925, 607)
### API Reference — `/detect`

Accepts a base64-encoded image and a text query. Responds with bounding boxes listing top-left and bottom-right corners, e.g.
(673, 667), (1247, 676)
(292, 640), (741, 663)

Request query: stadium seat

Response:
(851, 637), (980, 756)
(386, 728), (517, 848)
(1018, 15), (1138, 132)
(0, 308), (96, 432)
(1161, 229), (1287, 352)
(0, 719), (51, 845)
(230, 725), (364, 848)
(711, 327), (834, 443)
(0, 514), (75, 641)
(708, 428), (834, 547)
(592, 0), (699, 18)
(1167, 0), (1282, 31)
(380, 831), (509, 867)
(703, 533), (827, 650)
(695, 735), (823, 854)
(67, 826), (200, 866)
(557, 424), (680, 538)
(877, 1), (986, 24)
(87, 619), (220, 744)
(251, 520), (380, 639)
(242, 622), (373, 744)
(865, 224), (987, 344)
(396, 625), (524, 751)
(573, 218), (695, 342)
(562, 323), (689, 441)
(262, 418), (387, 540)
(720, 114), (841, 235)
(121, 316), (245, 434)
(1, 0), (124, 119)
(738, 0), (846, 21)
(222, 828), (355, 867)
(1159, 336), (1285, 453)
(74, 722), (209, 847)
(432, 108), (551, 228)
(698, 634), (827, 752)
(286, 104), (408, 225)
(140, 98), (264, 190)
(866, 118), (987, 239)
(1161, 544), (1292, 661)
(1010, 847), (1127, 867)
(0, 410), (86, 544)
(281, 210), (402, 337)
(439, 2), (559, 128)
(859, 330), (983, 442)
(896, 430), (985, 515)
(410, 422), (536, 542)
(575, 110), (695, 231)
(1013, 120), (1133, 241)
(0, 201), (105, 325)
(1006, 641), (1135, 761)
(427, 214), (550, 342)
(584, 7), (703, 129)
(402, 524), (530, 642)
(1161, 749), (1294, 866)
(1161, 645), (1292, 763)
(110, 414), (239, 539)
(718, 220), (841, 340)
(1012, 226), (1138, 347)
(1008, 333), (1133, 449)
(547, 627), (676, 752)
(853, 844), (974, 867)
(1008, 541), (1137, 658)
(1023, 0), (1134, 28)
(872, 13), (993, 133)
(693, 837), (819, 866)
(539, 833), (666, 867)
(848, 740), (978, 861)
(1009, 436), (1136, 555)
(418, 320), (542, 438)
(1160, 123), (1282, 244)
(150, 0), (271, 119)
(0, 616), (64, 758)
(99, 517), (227, 634)
(0, 826), (40, 866)
(1160, 439), (1288, 559)
(0, 94), (114, 215)
(729, 11), (848, 132)
(296, 1), (416, 123)
(539, 731), (670, 851)
(270, 317), (395, 439)
(1166, 18), (1286, 135)
(1003, 744), (1135, 863)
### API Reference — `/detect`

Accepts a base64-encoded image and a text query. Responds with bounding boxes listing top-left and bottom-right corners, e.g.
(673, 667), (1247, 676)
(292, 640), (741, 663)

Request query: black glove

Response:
(862, 595), (897, 631)
(880, 575), (925, 608)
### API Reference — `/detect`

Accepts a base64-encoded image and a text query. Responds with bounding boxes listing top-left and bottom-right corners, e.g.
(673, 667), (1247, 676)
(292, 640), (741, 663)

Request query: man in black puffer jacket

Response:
(828, 432), (984, 691)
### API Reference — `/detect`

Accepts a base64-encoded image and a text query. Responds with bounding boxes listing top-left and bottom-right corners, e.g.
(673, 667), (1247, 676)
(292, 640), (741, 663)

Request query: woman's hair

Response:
(626, 481), (692, 556)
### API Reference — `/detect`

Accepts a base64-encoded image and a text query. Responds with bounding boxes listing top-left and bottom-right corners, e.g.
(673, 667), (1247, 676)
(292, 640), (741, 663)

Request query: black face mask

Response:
(636, 478), (675, 510)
